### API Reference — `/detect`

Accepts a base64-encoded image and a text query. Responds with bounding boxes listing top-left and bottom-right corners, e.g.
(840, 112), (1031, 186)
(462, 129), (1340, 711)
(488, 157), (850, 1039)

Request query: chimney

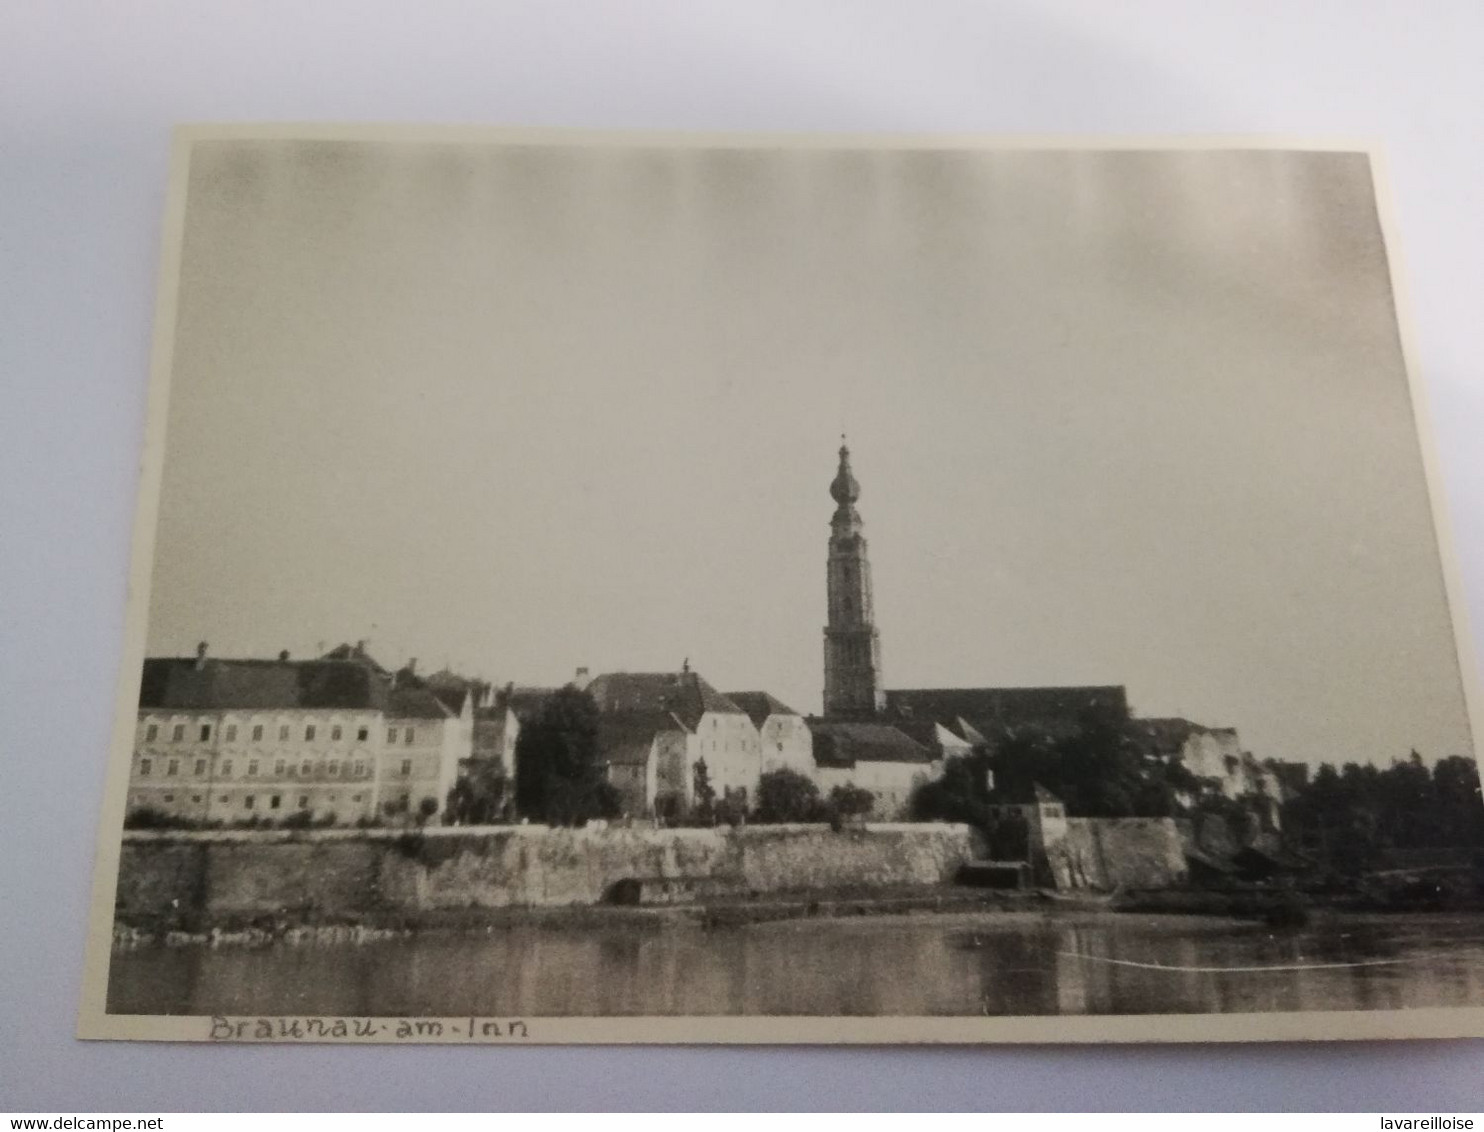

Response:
(278, 649), (290, 662)
(681, 656), (690, 674)
(355, 639), (367, 656)
(407, 657), (417, 675)
(574, 666), (591, 690)
(194, 641), (209, 670)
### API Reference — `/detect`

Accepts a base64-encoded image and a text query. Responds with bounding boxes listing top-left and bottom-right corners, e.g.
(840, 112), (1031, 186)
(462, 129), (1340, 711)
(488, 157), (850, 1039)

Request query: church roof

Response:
(805, 718), (935, 767)
(724, 691), (799, 729)
(882, 686), (1129, 738)
(585, 671), (743, 729)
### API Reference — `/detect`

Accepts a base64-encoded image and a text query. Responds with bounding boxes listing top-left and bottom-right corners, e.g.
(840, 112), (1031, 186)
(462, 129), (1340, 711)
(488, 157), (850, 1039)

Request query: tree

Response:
(754, 768), (824, 823)
(445, 760), (511, 825)
(911, 752), (996, 828)
(827, 783), (876, 821)
(691, 758), (716, 825)
(513, 686), (620, 826)
(417, 796), (439, 826)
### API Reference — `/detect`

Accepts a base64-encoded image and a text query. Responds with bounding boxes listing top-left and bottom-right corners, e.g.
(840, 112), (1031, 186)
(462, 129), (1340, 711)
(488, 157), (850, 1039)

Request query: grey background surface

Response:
(3, 0), (1483, 1112)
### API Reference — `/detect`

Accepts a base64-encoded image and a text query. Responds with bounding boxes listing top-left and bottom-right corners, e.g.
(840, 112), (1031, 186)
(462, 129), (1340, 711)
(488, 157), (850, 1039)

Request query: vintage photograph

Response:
(80, 128), (1484, 1043)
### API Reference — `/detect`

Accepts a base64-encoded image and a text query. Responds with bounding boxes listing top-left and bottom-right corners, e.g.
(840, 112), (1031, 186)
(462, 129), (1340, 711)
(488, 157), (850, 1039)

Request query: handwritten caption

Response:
(209, 1015), (531, 1042)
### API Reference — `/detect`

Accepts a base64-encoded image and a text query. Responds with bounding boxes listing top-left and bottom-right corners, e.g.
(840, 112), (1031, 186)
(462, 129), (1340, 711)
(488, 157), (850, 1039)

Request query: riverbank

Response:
(112, 881), (1054, 947)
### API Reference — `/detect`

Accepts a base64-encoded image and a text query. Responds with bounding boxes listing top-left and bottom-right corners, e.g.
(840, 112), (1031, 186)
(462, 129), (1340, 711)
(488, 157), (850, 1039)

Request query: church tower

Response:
(824, 440), (886, 716)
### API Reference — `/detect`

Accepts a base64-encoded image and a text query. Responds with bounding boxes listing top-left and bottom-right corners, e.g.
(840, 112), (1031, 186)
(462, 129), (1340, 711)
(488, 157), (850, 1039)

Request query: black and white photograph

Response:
(79, 127), (1484, 1044)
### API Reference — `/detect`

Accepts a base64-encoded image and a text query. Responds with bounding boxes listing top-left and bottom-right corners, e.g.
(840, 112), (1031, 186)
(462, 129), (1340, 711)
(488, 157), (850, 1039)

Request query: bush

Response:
(124, 807), (203, 831)
(753, 769), (824, 823)
(827, 784), (876, 821)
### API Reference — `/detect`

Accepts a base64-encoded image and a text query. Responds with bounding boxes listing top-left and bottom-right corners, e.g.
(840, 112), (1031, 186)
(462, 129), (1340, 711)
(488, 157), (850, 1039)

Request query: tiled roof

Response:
(883, 686), (1129, 738)
(138, 657), (389, 712)
(724, 691), (798, 729)
(805, 718), (935, 767)
(585, 671), (743, 729)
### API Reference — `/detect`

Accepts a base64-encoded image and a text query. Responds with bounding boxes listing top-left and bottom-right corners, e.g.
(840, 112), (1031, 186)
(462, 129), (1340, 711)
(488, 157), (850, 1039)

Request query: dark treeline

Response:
(1283, 752), (1484, 867)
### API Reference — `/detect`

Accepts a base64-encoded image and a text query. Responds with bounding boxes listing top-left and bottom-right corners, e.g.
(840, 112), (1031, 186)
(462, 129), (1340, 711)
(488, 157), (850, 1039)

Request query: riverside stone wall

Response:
(114, 822), (983, 923)
(1044, 817), (1188, 891)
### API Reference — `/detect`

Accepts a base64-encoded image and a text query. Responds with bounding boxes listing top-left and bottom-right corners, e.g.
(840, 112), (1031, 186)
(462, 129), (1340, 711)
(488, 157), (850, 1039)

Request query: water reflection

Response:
(108, 912), (1484, 1018)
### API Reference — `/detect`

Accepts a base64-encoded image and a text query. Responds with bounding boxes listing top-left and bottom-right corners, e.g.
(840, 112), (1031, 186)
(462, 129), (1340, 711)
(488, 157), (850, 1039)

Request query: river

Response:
(107, 911), (1484, 1017)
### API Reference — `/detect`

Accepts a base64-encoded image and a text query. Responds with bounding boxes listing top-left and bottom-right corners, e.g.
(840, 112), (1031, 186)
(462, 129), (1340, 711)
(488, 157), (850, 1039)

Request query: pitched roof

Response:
(596, 712), (685, 767)
(585, 671), (743, 729)
(495, 686), (560, 722)
(724, 691), (799, 729)
(429, 685), (472, 714)
(319, 642), (389, 674)
(138, 657), (389, 712)
(387, 685), (454, 720)
(882, 686), (1129, 738)
(805, 718), (935, 767)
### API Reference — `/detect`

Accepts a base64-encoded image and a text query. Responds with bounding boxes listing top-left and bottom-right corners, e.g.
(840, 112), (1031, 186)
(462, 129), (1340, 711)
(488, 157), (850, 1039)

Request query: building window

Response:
(225, 724), (237, 742)
(270, 795), (282, 809)
(387, 728), (398, 744)
(247, 760), (259, 777)
(299, 795), (309, 809)
(145, 724), (158, 742)
(405, 728), (414, 746)
(400, 759), (412, 777)
(331, 725), (342, 741)
(353, 794), (363, 803)
(166, 759), (179, 776)
(357, 727), (369, 741)
(252, 724), (264, 742)
(301, 760), (312, 776)
(306, 725), (317, 741)
(139, 758), (152, 776)
(353, 760), (366, 777)
(279, 724), (290, 741)
(219, 794), (228, 803)
(199, 724), (211, 741)
(191, 794), (201, 804)
(328, 760), (339, 777)
(244, 795), (255, 809)
(172, 724), (184, 742)
(193, 759), (206, 776)
(220, 759), (232, 777)
(163, 794), (173, 804)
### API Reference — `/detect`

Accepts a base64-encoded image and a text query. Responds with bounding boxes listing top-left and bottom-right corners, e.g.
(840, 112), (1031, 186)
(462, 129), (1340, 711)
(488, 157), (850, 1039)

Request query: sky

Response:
(145, 135), (1475, 768)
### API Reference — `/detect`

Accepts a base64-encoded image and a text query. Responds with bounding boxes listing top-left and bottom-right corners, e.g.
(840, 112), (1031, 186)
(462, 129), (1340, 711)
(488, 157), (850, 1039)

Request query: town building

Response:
(727, 691), (813, 777)
(129, 642), (472, 827)
(586, 668), (763, 817)
(806, 718), (938, 819)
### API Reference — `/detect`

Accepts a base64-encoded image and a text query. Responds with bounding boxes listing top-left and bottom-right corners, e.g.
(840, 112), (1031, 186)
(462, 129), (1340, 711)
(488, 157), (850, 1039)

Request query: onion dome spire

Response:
(830, 437), (860, 506)
(829, 435), (864, 537)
